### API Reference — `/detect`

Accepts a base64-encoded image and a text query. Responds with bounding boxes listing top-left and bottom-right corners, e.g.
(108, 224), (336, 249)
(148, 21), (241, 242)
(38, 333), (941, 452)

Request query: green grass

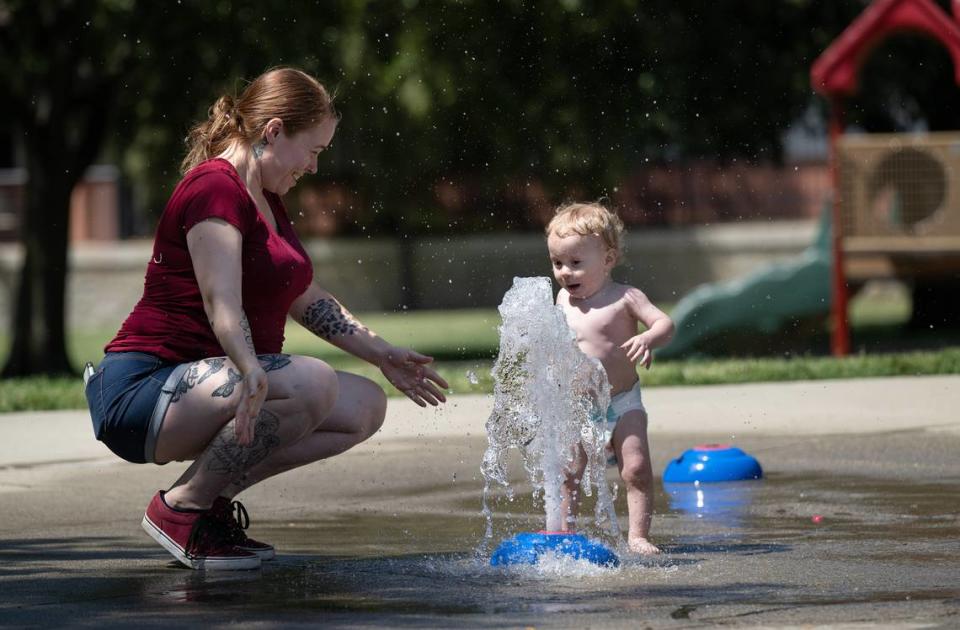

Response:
(52, 308), (501, 368)
(3, 346), (958, 414)
(281, 308), (501, 362)
(1, 290), (959, 413)
(0, 309), (503, 413)
(647, 348), (960, 386)
(0, 376), (91, 414)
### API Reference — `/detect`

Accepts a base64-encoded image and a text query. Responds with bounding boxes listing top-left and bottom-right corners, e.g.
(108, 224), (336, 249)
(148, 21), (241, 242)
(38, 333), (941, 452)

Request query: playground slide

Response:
(657, 207), (832, 359)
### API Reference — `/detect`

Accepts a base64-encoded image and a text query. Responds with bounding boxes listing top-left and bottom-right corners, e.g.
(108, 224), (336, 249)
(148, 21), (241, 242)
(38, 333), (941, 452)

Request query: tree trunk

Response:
(2, 145), (75, 377)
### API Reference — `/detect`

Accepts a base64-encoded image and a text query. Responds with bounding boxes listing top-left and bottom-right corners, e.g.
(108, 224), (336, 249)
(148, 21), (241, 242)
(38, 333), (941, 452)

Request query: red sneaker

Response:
(210, 496), (276, 560)
(141, 491), (261, 570)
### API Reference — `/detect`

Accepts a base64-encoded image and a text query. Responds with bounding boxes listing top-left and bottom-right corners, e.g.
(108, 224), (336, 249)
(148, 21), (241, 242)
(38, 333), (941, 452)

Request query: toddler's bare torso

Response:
(558, 282), (640, 395)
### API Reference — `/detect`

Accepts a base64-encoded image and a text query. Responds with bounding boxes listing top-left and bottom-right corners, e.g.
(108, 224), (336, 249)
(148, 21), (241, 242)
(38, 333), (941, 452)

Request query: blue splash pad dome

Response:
(490, 532), (619, 567)
(663, 444), (763, 483)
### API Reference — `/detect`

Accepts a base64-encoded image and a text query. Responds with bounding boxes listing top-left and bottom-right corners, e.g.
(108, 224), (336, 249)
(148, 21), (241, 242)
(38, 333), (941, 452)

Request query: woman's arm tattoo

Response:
(239, 314), (256, 354)
(301, 298), (365, 339)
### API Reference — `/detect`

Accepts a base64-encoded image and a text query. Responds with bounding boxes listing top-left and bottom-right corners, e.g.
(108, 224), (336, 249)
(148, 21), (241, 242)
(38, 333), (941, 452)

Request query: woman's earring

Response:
(252, 138), (267, 159)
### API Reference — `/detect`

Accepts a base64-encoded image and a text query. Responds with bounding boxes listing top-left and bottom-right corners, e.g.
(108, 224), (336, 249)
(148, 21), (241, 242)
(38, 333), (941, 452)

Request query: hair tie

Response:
(229, 107), (243, 130)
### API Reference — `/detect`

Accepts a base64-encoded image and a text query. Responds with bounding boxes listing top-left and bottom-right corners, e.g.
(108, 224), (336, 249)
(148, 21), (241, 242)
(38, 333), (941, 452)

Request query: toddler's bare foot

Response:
(627, 537), (661, 555)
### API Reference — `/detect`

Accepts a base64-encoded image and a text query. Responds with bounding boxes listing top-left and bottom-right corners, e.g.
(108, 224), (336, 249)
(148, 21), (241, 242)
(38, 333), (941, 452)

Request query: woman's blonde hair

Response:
(181, 67), (337, 174)
(545, 201), (625, 261)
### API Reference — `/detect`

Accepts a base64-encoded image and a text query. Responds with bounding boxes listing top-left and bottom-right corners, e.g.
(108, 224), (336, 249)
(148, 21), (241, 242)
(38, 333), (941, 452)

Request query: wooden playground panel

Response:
(838, 131), (960, 282)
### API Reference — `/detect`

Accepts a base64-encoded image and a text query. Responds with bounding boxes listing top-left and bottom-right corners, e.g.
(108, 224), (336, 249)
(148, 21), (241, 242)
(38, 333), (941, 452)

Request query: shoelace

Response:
(186, 514), (231, 558)
(231, 500), (250, 533)
(216, 500), (251, 544)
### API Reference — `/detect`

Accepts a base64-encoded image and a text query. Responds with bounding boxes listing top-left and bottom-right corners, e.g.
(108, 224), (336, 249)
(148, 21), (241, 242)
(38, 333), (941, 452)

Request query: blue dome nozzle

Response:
(490, 531), (619, 567)
(663, 443), (763, 483)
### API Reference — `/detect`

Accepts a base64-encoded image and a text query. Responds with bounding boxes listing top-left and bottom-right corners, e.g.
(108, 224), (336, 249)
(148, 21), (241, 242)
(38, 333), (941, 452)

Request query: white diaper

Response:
(601, 381), (646, 465)
(607, 381), (646, 426)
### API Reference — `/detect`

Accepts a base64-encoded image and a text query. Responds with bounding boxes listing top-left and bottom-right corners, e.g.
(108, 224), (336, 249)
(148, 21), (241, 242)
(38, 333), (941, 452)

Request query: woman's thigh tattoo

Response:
(170, 354), (292, 403)
(258, 353), (292, 372)
(211, 368), (243, 398)
(171, 358), (226, 403)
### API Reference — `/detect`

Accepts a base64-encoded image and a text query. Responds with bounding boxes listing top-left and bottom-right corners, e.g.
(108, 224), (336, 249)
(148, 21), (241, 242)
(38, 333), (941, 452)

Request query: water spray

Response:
(481, 277), (620, 567)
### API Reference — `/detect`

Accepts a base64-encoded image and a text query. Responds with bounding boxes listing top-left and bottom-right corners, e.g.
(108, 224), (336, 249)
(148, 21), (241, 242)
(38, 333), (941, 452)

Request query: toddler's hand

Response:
(621, 335), (652, 369)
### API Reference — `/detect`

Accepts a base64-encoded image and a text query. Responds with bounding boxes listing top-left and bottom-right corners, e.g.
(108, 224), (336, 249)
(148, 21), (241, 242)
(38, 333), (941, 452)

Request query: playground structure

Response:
(812, 0), (960, 355)
(657, 205), (831, 359)
(665, 0), (960, 358)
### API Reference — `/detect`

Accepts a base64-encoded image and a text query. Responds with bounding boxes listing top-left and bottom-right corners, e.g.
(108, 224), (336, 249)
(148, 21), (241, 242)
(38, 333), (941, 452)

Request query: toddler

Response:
(545, 201), (674, 554)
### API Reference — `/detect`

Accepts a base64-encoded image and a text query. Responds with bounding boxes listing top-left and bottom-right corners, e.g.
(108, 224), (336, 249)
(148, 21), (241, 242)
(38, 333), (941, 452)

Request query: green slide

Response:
(658, 206), (832, 359)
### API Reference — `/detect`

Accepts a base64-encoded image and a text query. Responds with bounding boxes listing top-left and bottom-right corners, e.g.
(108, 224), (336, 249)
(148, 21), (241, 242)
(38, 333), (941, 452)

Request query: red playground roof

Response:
(811, 0), (960, 96)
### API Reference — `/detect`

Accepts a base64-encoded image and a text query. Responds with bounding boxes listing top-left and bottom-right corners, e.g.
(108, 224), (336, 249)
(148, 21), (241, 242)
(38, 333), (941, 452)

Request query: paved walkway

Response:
(2, 375), (958, 469)
(1, 375), (958, 627)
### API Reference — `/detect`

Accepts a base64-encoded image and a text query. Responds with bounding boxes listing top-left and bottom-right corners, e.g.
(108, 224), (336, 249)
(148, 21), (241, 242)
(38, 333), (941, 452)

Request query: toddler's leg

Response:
(612, 410), (661, 554)
(558, 443), (587, 532)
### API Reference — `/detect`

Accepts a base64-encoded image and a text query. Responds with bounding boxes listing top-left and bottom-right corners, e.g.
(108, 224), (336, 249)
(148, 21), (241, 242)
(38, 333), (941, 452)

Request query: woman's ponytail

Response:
(180, 94), (245, 174)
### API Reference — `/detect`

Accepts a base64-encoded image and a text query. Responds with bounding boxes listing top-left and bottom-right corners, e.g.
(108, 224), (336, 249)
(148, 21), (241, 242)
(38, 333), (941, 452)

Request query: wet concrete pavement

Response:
(1, 376), (959, 628)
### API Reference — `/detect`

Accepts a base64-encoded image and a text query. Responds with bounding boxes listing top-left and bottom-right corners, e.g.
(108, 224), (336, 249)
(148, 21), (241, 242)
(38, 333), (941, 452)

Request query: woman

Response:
(85, 67), (448, 570)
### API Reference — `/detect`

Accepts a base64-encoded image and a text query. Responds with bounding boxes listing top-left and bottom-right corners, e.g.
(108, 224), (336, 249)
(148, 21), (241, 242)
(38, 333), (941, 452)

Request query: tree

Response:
(0, 0), (334, 375)
(0, 1), (136, 375)
(4, 0), (955, 374)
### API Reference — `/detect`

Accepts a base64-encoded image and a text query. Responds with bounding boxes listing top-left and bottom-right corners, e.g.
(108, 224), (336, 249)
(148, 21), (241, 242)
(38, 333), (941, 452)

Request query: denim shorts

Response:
(84, 352), (190, 464)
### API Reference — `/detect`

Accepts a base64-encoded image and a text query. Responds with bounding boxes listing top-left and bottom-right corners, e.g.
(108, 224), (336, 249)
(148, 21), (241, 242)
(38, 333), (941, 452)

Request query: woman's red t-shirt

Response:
(106, 158), (314, 364)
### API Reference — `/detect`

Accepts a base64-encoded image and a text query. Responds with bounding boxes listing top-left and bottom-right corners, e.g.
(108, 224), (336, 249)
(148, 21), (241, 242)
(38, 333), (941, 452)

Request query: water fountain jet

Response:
(481, 277), (620, 567)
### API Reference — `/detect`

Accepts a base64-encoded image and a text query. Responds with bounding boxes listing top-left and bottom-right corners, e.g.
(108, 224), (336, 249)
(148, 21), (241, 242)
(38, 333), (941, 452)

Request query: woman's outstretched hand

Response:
(234, 366), (268, 445)
(379, 346), (449, 407)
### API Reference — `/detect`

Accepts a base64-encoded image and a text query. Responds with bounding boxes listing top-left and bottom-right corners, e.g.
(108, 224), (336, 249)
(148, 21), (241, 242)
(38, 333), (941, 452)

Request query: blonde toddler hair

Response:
(545, 202), (625, 262)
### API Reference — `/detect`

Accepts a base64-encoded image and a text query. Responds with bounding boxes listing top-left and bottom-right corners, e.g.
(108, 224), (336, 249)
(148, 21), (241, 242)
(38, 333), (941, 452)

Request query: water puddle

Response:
(119, 469), (958, 621)
(2, 438), (958, 626)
